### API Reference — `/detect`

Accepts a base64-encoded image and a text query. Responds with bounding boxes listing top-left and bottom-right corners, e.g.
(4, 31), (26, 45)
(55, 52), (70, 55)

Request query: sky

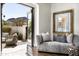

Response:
(2, 3), (32, 21)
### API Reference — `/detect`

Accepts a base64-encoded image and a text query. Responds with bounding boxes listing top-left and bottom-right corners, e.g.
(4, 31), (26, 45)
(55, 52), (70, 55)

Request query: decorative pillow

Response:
(66, 33), (73, 43)
(36, 35), (43, 44)
(42, 32), (51, 42)
(54, 35), (67, 43)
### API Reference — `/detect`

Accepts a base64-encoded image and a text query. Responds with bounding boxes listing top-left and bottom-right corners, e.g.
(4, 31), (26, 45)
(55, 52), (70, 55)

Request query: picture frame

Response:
(53, 9), (74, 34)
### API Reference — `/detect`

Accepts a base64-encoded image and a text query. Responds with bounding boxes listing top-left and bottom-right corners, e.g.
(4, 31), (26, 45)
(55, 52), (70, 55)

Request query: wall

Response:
(38, 3), (51, 34)
(51, 3), (79, 35)
(0, 3), (1, 55)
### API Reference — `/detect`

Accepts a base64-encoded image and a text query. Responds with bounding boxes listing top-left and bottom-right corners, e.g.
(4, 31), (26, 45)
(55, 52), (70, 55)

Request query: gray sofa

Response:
(36, 34), (79, 54)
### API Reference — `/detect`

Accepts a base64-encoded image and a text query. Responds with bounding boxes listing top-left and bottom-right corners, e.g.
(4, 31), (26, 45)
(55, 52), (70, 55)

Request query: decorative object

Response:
(6, 34), (18, 46)
(67, 46), (79, 56)
(53, 9), (74, 34)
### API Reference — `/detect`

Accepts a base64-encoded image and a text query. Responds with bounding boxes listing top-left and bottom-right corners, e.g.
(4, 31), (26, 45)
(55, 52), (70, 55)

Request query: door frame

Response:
(1, 3), (35, 52)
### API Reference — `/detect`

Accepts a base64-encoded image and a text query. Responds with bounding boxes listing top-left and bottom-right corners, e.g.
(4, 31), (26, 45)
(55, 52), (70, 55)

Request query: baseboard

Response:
(38, 51), (68, 56)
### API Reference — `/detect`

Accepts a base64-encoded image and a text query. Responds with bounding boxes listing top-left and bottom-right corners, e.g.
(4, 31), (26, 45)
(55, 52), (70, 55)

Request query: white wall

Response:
(0, 3), (1, 55)
(51, 3), (79, 35)
(38, 3), (51, 34)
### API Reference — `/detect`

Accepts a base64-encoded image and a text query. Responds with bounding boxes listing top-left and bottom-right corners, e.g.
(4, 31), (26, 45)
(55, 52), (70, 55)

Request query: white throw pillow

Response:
(66, 33), (73, 43)
(41, 32), (51, 42)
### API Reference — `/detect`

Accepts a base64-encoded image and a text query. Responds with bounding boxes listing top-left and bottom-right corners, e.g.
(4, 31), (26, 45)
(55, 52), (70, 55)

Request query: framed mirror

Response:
(53, 9), (74, 34)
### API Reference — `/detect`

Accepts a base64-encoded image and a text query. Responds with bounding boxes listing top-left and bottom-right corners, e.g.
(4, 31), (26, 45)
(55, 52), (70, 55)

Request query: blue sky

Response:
(2, 3), (31, 21)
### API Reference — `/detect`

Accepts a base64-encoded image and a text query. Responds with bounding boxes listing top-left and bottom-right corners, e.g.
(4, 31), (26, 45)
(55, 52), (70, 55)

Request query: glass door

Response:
(27, 8), (34, 47)
(27, 11), (32, 42)
(1, 3), (34, 55)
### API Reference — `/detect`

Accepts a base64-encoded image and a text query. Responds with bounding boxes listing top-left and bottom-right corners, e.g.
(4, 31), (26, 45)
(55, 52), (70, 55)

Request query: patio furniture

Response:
(6, 33), (18, 46)
(2, 33), (9, 43)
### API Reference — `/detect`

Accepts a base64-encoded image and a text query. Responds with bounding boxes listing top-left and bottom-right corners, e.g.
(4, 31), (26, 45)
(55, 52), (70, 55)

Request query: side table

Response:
(67, 46), (79, 56)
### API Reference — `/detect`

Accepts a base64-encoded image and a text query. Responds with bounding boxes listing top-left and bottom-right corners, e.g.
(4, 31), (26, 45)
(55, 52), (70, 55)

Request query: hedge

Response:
(2, 26), (11, 33)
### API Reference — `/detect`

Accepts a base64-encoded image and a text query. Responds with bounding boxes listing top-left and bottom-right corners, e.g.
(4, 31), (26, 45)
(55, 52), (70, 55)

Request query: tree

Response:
(28, 20), (32, 33)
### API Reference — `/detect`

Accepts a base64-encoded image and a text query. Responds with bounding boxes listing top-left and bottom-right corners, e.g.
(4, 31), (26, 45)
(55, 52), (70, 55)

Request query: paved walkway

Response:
(1, 41), (27, 56)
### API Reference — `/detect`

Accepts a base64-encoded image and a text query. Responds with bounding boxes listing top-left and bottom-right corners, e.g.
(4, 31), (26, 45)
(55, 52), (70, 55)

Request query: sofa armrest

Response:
(73, 35), (79, 47)
(36, 35), (43, 45)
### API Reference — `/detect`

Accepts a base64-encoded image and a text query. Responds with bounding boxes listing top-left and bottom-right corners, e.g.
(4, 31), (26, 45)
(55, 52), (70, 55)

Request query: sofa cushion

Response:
(54, 35), (67, 43)
(41, 32), (51, 42)
(58, 42), (72, 54)
(38, 41), (72, 54)
(45, 42), (60, 53)
(38, 42), (48, 52)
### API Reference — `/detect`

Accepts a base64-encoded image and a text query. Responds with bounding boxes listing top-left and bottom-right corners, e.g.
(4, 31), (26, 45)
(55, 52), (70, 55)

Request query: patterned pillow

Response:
(54, 35), (67, 43)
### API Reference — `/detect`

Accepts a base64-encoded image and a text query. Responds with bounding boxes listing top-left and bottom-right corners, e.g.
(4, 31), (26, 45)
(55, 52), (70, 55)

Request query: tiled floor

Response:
(1, 41), (27, 56)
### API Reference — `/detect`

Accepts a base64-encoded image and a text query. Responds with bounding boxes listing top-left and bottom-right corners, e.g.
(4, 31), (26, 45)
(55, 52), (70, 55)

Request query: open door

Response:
(0, 3), (35, 55)
(27, 8), (34, 47)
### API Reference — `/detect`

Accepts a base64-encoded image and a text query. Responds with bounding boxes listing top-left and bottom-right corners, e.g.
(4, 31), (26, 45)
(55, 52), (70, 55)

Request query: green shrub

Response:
(2, 26), (11, 33)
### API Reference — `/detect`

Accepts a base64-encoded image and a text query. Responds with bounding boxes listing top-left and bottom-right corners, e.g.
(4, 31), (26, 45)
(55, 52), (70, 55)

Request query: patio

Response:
(2, 40), (31, 56)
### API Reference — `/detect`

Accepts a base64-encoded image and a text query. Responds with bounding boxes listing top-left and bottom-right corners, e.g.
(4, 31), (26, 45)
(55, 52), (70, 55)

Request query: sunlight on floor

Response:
(2, 41), (27, 56)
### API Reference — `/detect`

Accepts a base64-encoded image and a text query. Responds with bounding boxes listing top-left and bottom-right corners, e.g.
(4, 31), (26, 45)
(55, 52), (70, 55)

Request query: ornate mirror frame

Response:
(53, 9), (74, 34)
